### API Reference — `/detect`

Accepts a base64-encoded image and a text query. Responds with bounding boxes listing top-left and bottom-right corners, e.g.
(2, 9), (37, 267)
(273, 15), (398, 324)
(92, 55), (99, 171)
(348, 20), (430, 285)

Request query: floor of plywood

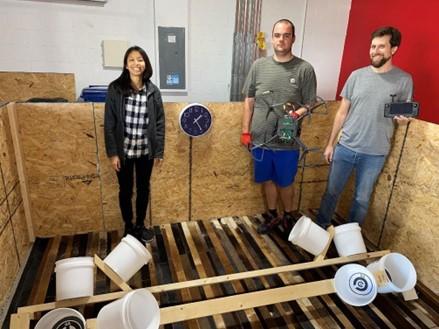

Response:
(4, 212), (439, 329)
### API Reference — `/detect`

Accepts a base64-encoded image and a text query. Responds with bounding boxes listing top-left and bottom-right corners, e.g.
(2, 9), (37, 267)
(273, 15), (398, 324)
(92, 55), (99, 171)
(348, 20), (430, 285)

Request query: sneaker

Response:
(123, 225), (134, 237)
(257, 214), (281, 234)
(134, 225), (155, 243)
(282, 212), (296, 232)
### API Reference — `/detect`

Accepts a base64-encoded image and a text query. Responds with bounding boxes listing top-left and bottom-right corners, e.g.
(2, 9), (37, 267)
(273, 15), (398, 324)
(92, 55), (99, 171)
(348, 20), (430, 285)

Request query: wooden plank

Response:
(7, 103), (34, 241)
(222, 217), (298, 328)
(202, 219), (262, 328)
(211, 218), (286, 328)
(181, 221), (227, 328)
(94, 255), (132, 292)
(162, 223), (201, 329)
(159, 279), (336, 325)
(238, 216), (334, 328)
(9, 313), (30, 329)
(314, 225), (335, 261)
(27, 236), (61, 306)
(17, 249), (390, 315)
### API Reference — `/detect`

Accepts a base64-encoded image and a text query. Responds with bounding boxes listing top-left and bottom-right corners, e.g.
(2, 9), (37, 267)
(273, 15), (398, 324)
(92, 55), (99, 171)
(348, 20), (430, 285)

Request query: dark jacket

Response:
(104, 80), (165, 162)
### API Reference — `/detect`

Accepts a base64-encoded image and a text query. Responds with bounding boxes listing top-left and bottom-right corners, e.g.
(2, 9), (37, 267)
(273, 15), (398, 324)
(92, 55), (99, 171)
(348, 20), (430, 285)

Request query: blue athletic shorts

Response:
(251, 148), (300, 187)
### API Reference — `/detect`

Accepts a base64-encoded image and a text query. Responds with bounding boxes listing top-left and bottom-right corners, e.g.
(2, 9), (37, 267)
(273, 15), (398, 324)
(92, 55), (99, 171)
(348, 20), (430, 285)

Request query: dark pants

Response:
(116, 155), (154, 228)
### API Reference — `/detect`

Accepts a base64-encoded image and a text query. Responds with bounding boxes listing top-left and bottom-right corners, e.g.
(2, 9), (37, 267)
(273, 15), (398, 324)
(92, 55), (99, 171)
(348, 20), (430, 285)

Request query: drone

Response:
(251, 91), (328, 158)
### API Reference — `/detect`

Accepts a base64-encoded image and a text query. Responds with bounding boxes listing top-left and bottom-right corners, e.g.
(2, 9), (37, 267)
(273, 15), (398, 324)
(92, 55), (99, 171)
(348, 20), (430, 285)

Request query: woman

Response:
(104, 46), (165, 243)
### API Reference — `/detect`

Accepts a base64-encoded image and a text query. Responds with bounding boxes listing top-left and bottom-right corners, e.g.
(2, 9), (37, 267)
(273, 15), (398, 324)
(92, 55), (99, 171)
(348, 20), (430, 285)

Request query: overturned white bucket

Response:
(288, 216), (330, 256)
(97, 289), (160, 329)
(55, 256), (94, 301)
(35, 308), (86, 329)
(367, 252), (417, 293)
(334, 264), (377, 307)
(104, 234), (152, 282)
(333, 223), (367, 257)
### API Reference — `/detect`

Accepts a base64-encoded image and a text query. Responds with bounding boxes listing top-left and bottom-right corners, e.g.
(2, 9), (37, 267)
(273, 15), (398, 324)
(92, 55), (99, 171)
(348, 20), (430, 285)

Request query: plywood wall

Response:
(8, 101), (439, 293)
(0, 72), (76, 102)
(378, 120), (439, 293)
(0, 103), (31, 312)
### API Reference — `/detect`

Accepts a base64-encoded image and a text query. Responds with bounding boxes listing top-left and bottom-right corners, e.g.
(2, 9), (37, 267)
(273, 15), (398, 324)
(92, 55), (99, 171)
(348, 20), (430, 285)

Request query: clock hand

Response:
(195, 121), (202, 130)
(193, 115), (202, 123)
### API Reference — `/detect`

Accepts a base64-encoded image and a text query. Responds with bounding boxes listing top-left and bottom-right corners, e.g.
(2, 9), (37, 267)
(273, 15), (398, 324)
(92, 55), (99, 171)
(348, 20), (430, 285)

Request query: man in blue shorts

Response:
(241, 18), (317, 234)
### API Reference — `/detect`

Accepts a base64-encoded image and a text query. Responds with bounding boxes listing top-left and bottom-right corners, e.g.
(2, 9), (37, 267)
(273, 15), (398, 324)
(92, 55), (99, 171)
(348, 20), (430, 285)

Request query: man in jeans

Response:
(316, 26), (413, 228)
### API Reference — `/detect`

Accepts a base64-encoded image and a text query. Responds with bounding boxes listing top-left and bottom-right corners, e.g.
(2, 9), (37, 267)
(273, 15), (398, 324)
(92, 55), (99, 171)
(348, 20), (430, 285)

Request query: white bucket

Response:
(333, 223), (367, 257)
(97, 289), (160, 329)
(288, 216), (330, 256)
(35, 308), (86, 329)
(366, 252), (417, 293)
(334, 264), (377, 307)
(104, 234), (152, 282)
(55, 256), (94, 301)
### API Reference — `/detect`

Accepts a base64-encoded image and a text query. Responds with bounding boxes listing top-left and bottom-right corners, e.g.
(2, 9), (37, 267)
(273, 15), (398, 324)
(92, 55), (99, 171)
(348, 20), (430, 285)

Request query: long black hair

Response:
(111, 46), (153, 96)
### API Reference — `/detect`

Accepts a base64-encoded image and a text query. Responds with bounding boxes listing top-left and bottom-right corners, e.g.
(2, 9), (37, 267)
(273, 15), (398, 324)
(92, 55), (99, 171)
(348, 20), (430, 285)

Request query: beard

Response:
(371, 55), (390, 68)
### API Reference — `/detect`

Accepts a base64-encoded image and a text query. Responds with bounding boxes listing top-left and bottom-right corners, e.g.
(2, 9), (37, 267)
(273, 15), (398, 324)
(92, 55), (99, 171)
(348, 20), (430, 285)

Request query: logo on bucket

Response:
(52, 316), (85, 329)
(348, 272), (374, 296)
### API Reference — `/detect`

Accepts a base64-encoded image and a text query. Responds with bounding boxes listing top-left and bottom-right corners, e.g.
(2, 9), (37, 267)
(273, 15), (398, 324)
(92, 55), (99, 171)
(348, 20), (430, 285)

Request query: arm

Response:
(323, 97), (351, 163)
(242, 97), (255, 133)
(154, 89), (165, 160)
(104, 85), (121, 171)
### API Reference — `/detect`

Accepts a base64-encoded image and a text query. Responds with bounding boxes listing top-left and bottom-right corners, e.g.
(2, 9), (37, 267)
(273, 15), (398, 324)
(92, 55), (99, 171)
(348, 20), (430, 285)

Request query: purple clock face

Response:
(179, 104), (212, 137)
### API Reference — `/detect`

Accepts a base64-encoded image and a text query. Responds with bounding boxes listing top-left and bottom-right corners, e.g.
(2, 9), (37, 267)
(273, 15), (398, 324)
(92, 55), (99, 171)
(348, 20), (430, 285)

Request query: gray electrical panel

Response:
(158, 26), (186, 90)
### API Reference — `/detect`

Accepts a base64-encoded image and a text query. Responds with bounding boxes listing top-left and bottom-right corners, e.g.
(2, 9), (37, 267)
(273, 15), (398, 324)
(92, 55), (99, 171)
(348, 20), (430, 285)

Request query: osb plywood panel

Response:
(0, 105), (19, 195)
(93, 103), (121, 231)
(10, 204), (30, 265)
(151, 103), (190, 224)
(16, 103), (103, 236)
(7, 183), (22, 218)
(0, 200), (9, 233)
(0, 72), (75, 102)
(297, 182), (327, 210)
(381, 120), (439, 293)
(0, 222), (20, 308)
(191, 103), (264, 220)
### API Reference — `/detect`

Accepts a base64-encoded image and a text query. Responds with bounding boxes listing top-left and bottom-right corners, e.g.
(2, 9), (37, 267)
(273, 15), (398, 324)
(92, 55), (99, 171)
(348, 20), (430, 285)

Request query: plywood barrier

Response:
(380, 120), (439, 293)
(0, 72), (76, 102)
(15, 103), (103, 236)
(0, 102), (31, 312)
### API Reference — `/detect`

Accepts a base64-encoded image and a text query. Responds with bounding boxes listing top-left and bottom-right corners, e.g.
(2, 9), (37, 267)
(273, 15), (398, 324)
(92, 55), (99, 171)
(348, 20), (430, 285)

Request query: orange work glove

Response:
(240, 132), (252, 146)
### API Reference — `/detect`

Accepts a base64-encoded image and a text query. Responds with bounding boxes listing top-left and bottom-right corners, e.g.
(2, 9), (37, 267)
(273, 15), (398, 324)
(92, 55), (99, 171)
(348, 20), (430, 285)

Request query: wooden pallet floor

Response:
(4, 213), (439, 329)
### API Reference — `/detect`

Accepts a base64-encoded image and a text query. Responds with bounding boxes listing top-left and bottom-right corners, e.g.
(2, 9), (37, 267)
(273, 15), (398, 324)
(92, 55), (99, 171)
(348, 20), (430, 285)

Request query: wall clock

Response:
(179, 103), (212, 137)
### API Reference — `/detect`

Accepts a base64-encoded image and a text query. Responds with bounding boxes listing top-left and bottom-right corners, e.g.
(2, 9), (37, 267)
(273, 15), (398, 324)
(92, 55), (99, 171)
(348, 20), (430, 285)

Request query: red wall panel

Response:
(338, 0), (439, 123)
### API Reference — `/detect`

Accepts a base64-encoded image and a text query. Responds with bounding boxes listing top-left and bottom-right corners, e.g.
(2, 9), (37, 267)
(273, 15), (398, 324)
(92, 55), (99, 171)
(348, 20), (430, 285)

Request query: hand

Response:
(154, 158), (163, 169)
(110, 156), (121, 172)
(240, 132), (251, 146)
(288, 110), (300, 120)
(393, 115), (412, 125)
(323, 145), (334, 163)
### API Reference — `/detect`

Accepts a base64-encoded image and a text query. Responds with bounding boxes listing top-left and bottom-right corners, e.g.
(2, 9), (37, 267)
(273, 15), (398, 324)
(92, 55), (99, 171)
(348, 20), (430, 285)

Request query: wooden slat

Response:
(202, 220), (262, 328)
(7, 103), (34, 241)
(239, 216), (336, 328)
(159, 279), (336, 325)
(27, 236), (61, 306)
(94, 255), (132, 292)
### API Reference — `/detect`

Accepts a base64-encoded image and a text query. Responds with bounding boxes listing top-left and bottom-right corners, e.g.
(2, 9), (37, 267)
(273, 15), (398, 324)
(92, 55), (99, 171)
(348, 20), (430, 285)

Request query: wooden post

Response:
(7, 102), (35, 241)
(9, 313), (31, 329)
(314, 225), (335, 261)
(94, 255), (132, 292)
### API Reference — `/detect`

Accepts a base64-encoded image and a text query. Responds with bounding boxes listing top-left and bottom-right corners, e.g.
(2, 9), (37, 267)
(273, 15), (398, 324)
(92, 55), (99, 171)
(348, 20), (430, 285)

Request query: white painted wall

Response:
(0, 0), (350, 101)
(301, 0), (352, 99)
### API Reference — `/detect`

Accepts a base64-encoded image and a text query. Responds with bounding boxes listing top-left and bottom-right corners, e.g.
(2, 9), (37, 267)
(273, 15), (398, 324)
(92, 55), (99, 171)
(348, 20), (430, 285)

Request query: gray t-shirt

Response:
(242, 56), (317, 149)
(340, 66), (413, 155)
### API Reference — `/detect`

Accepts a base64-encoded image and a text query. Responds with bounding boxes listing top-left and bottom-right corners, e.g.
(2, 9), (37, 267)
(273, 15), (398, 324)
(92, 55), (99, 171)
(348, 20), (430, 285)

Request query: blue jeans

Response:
(316, 144), (385, 227)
